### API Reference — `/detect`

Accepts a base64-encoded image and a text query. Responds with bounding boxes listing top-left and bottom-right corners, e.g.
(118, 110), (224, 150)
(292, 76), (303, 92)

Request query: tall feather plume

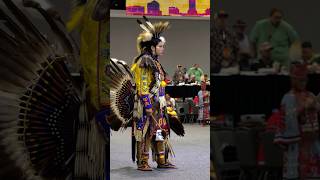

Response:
(152, 21), (170, 38)
(135, 16), (170, 54)
(0, 1), (80, 179)
(142, 15), (155, 31)
(138, 16), (170, 38)
(137, 19), (150, 33)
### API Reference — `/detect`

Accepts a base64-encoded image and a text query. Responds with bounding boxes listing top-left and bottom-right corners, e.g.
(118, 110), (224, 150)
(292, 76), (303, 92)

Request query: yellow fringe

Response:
(66, 6), (85, 32)
(131, 63), (137, 72)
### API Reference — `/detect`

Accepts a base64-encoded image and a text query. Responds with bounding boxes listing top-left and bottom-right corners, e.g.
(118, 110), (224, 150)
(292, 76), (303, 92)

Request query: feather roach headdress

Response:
(136, 16), (169, 54)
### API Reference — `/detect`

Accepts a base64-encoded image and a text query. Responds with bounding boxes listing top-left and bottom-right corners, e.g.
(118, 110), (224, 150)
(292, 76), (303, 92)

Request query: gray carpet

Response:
(110, 124), (210, 180)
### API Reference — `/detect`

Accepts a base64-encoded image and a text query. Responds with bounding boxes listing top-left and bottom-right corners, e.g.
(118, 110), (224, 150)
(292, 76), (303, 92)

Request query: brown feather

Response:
(168, 115), (185, 136)
(0, 1), (80, 179)
(110, 59), (135, 131)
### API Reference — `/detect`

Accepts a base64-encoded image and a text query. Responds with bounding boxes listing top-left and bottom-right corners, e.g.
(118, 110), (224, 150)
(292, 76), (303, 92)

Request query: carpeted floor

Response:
(110, 124), (210, 180)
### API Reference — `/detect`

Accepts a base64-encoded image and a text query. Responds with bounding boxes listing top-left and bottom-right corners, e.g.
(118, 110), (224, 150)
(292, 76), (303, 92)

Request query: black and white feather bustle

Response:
(0, 1), (80, 179)
(109, 58), (135, 131)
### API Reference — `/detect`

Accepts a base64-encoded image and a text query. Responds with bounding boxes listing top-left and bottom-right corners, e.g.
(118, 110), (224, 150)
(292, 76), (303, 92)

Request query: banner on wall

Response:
(126, 0), (210, 17)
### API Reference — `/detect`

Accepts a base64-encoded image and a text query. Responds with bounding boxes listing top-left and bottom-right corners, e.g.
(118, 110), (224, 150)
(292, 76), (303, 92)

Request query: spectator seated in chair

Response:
(251, 42), (275, 71)
(302, 41), (320, 73)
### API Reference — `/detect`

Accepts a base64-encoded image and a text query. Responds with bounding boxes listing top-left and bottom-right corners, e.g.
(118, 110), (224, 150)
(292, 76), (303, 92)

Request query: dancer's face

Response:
(154, 41), (165, 56)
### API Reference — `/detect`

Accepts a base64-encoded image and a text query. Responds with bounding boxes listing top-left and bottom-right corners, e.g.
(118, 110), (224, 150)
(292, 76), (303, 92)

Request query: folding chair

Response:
(235, 128), (259, 180)
(211, 129), (240, 180)
(176, 102), (189, 123)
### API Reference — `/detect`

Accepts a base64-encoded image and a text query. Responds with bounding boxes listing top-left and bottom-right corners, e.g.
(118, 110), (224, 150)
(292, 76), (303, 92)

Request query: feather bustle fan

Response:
(109, 58), (135, 131)
(0, 1), (80, 179)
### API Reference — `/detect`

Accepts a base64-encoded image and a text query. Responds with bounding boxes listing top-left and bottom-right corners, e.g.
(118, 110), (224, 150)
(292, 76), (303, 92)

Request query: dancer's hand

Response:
(146, 108), (153, 116)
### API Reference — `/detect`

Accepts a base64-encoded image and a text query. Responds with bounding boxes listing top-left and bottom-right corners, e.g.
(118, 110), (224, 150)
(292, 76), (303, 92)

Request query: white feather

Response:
(139, 24), (150, 33)
(160, 36), (166, 43)
(146, 21), (155, 31)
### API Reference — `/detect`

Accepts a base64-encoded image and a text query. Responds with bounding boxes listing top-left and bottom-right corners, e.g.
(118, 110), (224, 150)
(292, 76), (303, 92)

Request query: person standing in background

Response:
(211, 10), (239, 73)
(250, 8), (299, 68)
(274, 62), (320, 179)
(234, 19), (252, 57)
(187, 64), (204, 83)
(198, 81), (210, 126)
(233, 19), (252, 70)
(173, 64), (186, 84)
